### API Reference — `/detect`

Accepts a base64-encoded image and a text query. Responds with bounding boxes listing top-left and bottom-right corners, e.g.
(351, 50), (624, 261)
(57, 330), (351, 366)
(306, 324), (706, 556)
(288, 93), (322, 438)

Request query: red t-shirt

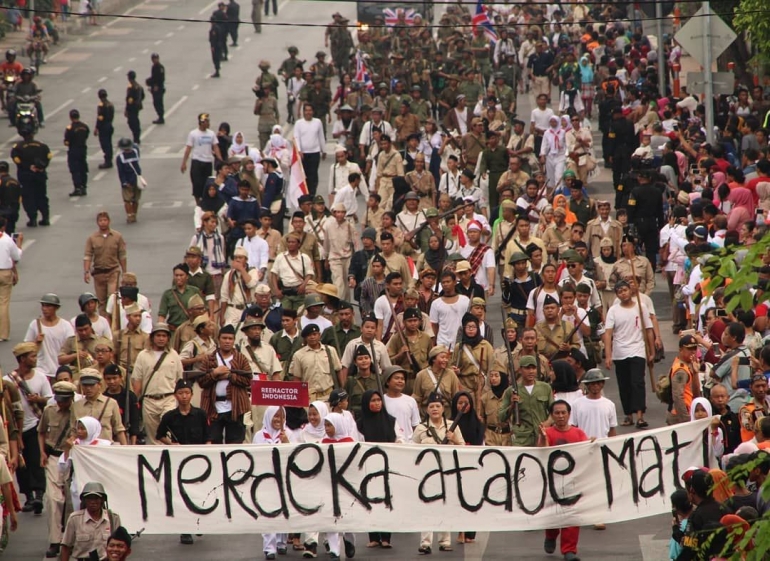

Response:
(745, 176), (765, 206)
(545, 425), (588, 446)
(321, 436), (355, 444)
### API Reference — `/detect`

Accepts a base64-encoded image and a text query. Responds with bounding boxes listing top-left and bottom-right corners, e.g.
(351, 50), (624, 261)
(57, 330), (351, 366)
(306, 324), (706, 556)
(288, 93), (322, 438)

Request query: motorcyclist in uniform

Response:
(11, 68), (43, 129)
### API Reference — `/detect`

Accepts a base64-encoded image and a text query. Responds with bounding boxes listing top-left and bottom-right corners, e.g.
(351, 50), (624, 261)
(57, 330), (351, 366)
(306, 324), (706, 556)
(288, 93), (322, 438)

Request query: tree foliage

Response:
(732, 0), (770, 64)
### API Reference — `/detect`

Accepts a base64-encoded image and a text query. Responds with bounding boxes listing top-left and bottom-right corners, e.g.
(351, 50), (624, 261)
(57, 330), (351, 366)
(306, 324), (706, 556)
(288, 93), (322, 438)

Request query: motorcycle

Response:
(28, 40), (44, 75)
(15, 93), (40, 136)
(1, 75), (16, 113)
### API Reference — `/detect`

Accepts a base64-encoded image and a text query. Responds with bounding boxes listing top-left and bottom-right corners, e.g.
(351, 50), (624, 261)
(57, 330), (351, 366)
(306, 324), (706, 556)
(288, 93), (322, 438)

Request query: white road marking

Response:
(104, 1), (147, 28)
(464, 533), (490, 561)
(141, 49), (149, 55)
(165, 32), (174, 38)
(21, 238), (35, 251)
(48, 47), (70, 61)
(129, 57), (136, 62)
(81, 87), (91, 94)
(192, 84), (199, 91)
(151, 146), (171, 154)
(142, 201), (182, 208)
(198, 0), (219, 15)
(177, 25), (185, 31)
(139, 124), (156, 142)
(47, 99), (74, 119)
(163, 95), (188, 120)
(94, 171), (107, 181)
(98, 77), (107, 83)
(154, 40), (163, 46)
(49, 215), (61, 225)
(113, 66), (122, 72)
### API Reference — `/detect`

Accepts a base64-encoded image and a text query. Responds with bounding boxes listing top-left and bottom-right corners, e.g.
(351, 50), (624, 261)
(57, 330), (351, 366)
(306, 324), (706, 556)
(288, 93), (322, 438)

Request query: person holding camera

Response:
(254, 84), (279, 150)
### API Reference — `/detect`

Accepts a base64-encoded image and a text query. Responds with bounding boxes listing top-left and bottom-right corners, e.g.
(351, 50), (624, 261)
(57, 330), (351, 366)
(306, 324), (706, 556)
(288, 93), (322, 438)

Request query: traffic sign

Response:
(686, 72), (734, 95)
(674, 5), (737, 68)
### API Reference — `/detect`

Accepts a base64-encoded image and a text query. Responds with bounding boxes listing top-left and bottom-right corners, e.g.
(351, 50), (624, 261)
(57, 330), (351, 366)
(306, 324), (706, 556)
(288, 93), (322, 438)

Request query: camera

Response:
(253, 87), (266, 99)
(716, 309), (728, 318)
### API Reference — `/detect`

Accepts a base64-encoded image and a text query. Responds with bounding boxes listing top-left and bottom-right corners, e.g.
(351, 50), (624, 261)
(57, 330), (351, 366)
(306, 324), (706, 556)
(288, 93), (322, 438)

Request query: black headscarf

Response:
(551, 359), (579, 393)
(356, 390), (397, 443)
(490, 368), (510, 400)
(461, 313), (483, 347)
(599, 245), (616, 265)
(424, 234), (447, 272)
(199, 185), (225, 213)
(451, 391), (484, 445)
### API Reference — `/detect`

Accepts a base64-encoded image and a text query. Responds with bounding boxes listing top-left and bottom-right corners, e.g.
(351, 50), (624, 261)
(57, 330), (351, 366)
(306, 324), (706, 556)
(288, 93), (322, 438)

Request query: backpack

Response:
(655, 372), (672, 404)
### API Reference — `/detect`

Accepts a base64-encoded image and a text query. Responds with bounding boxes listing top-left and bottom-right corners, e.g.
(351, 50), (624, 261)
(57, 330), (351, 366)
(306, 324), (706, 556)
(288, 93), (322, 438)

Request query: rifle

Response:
(494, 220), (518, 264)
(453, 296), (474, 367)
(629, 257), (657, 393)
(386, 296), (421, 376)
(441, 406), (465, 444)
(124, 334), (132, 429)
(547, 308), (591, 361)
(499, 306), (520, 428)
(10, 369), (45, 418)
(183, 369), (253, 383)
(403, 206), (459, 241)
(369, 340), (384, 397)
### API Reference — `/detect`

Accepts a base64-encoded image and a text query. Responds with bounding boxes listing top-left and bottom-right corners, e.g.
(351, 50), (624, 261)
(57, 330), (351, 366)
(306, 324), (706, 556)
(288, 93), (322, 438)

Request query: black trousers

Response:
(18, 426), (45, 496)
(302, 152), (321, 196)
(190, 160), (213, 200)
(264, 0), (277, 15)
(211, 45), (222, 73)
(614, 357), (647, 415)
(152, 89), (165, 120)
(228, 22), (239, 45)
(98, 126), (113, 163)
(0, 206), (19, 233)
(209, 411), (245, 444)
(636, 219), (659, 268)
(368, 532), (392, 543)
(19, 171), (49, 223)
(67, 149), (88, 188)
(126, 110), (141, 143)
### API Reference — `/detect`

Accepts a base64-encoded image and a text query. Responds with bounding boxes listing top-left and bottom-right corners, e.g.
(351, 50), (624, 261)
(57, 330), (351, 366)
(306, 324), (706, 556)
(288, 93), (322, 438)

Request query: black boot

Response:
(45, 544), (60, 558)
(68, 187), (82, 197)
(21, 495), (34, 512)
(98, 162), (113, 169)
(32, 490), (43, 515)
(39, 216), (50, 226)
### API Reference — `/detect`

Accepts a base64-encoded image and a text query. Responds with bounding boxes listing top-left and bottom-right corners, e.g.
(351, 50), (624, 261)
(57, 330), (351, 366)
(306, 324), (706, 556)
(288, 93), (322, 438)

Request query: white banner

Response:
(71, 419), (711, 534)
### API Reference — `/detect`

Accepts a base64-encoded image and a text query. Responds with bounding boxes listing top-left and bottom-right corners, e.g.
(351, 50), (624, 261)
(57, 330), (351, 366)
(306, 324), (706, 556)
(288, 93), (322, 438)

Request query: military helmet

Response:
(80, 481), (107, 501)
(288, 46), (299, 54)
(40, 293), (61, 306)
(78, 292), (98, 310)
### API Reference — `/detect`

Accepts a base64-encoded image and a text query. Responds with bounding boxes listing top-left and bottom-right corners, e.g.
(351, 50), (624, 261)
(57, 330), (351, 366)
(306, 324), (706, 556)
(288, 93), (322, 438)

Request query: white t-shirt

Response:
(384, 393), (421, 441)
(300, 315), (333, 334)
(373, 295), (395, 335)
(560, 307), (588, 355)
(605, 302), (652, 361)
(530, 107), (555, 132)
(70, 315), (112, 341)
(186, 128), (218, 162)
(429, 295), (471, 349)
(5, 372), (52, 431)
(571, 395), (618, 439)
(24, 318), (75, 379)
(526, 287), (560, 324)
(459, 244), (495, 289)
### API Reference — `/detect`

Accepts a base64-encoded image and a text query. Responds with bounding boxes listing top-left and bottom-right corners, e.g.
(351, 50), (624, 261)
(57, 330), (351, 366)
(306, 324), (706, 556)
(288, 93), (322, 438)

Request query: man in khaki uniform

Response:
(541, 207), (572, 258)
(70, 369), (127, 444)
(83, 212), (127, 314)
(323, 202), (359, 303)
(113, 303), (149, 374)
(58, 314), (99, 380)
(585, 200), (623, 259)
(365, 232), (412, 288)
(460, 118), (486, 171)
(270, 233), (315, 311)
(170, 294), (206, 353)
(405, 154), (436, 211)
(277, 211), (322, 281)
(130, 323), (183, 444)
(394, 101), (421, 148)
(61, 483), (121, 561)
(240, 318), (282, 433)
(510, 326), (553, 383)
(373, 135), (404, 212)
(220, 246), (259, 326)
(535, 296), (580, 357)
(37, 380), (77, 559)
(610, 234), (655, 295)
(179, 314), (216, 409)
(289, 323), (341, 402)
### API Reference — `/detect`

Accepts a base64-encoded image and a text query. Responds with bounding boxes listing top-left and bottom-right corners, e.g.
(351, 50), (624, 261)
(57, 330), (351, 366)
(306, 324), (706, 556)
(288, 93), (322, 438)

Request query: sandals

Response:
(381, 542), (392, 549)
(620, 417), (634, 427)
(636, 419), (649, 429)
(439, 545), (453, 552)
(418, 545), (432, 555)
(367, 541), (381, 548)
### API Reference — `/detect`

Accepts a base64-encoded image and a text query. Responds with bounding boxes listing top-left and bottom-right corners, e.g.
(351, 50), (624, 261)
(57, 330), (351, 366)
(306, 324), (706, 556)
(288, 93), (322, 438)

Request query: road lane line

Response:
(163, 95), (188, 120)
(113, 66), (122, 72)
(21, 238), (35, 251)
(49, 215), (61, 225)
(47, 99), (74, 119)
(94, 171), (107, 181)
(98, 76), (107, 83)
(198, 1), (218, 15)
(48, 47), (70, 61)
(81, 87), (91, 94)
(140, 124), (156, 142)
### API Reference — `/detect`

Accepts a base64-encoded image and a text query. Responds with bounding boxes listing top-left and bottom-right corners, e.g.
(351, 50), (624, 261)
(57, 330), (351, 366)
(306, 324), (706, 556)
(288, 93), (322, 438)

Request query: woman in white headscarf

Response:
(60, 416), (112, 509)
(263, 125), (291, 170)
(228, 131), (261, 164)
(300, 401), (329, 444)
(690, 397), (724, 467)
(321, 412), (357, 559)
(253, 407), (291, 558)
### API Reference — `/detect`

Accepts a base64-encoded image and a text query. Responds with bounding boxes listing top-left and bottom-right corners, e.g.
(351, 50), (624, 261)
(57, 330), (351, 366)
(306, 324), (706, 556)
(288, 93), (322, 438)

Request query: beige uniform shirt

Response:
(221, 268), (259, 308)
(610, 256), (655, 295)
(535, 320), (579, 357)
(62, 509), (121, 559)
(491, 220), (515, 261)
(58, 334), (98, 379)
(289, 344), (341, 394)
(258, 228), (283, 261)
(497, 169), (530, 199)
(366, 251), (412, 288)
(113, 328), (149, 372)
(180, 336), (217, 363)
(277, 231), (321, 263)
(240, 342), (282, 378)
(585, 218), (623, 258)
(375, 149), (404, 191)
(363, 207), (385, 230)
(70, 394), (125, 441)
(323, 218), (357, 260)
(272, 251), (314, 288)
(84, 229), (126, 271)
(38, 403), (71, 451)
(130, 348), (183, 397)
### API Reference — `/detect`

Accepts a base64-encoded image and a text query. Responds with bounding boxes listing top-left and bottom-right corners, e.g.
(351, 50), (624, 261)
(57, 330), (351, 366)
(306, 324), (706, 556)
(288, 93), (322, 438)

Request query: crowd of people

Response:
(3, 0), (770, 560)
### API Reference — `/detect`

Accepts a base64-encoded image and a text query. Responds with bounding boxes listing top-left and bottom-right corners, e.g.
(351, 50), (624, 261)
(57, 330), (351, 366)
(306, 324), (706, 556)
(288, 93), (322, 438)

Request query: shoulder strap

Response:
(53, 416), (72, 451)
(140, 352), (168, 398)
(170, 290), (191, 320)
(246, 345), (268, 374)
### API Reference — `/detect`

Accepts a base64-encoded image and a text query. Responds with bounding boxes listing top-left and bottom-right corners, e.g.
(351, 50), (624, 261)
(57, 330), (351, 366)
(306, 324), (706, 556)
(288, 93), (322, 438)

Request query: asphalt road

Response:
(4, 1), (679, 559)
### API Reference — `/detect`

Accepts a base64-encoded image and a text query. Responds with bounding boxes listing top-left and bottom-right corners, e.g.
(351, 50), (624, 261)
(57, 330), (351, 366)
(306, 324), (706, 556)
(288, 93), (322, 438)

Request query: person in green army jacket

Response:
(386, 81), (408, 126)
(498, 355), (553, 446)
(409, 86), (431, 124)
(459, 68), (484, 107)
(492, 72), (516, 119)
(279, 46), (304, 84)
(256, 60), (280, 99)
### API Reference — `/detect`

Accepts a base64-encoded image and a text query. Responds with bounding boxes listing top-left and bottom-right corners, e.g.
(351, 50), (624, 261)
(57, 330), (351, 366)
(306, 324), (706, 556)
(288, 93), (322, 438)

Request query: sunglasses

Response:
(567, 263), (579, 268)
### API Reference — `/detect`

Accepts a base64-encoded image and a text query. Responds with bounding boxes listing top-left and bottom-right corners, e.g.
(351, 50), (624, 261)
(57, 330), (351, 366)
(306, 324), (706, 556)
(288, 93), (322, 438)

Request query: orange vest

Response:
(669, 358), (696, 417)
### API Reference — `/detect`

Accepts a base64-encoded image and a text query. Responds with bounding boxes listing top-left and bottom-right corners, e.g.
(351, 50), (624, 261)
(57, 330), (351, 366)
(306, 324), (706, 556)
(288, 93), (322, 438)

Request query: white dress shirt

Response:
(0, 233), (20, 269)
(236, 234), (271, 272)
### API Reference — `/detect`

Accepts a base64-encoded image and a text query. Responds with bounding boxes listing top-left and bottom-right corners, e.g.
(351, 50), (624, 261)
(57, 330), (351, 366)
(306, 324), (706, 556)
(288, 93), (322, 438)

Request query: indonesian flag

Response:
(287, 140), (308, 214)
(472, 0), (498, 43)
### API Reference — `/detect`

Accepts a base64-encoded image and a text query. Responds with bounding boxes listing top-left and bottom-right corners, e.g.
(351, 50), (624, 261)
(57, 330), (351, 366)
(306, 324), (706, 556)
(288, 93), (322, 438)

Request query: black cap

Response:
(338, 301), (354, 311)
(69, 109), (80, 119)
(354, 345), (370, 358)
(543, 294), (559, 306)
(679, 334), (698, 348)
(175, 379), (194, 392)
(98, 89), (108, 98)
(108, 526), (132, 548)
(404, 307), (421, 320)
(329, 388), (348, 406)
(426, 392), (443, 405)
(462, 169), (475, 180)
(219, 324), (236, 336)
(104, 364), (121, 377)
(119, 286), (139, 300)
(127, 70), (136, 80)
(298, 194), (313, 205)
(301, 323), (320, 337)
(0, 161), (8, 172)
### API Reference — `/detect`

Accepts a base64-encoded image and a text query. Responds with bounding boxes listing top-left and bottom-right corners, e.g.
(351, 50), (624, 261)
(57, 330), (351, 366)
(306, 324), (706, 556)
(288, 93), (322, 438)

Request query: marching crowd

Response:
(3, 0), (770, 560)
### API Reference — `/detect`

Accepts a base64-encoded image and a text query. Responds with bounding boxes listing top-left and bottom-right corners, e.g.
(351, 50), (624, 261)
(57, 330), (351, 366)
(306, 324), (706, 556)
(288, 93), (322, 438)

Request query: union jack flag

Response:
(355, 50), (374, 95)
(472, 0), (498, 43)
(383, 7), (416, 27)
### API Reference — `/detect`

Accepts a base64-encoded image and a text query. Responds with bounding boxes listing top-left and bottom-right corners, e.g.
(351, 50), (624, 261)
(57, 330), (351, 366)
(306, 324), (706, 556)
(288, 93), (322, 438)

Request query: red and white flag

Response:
(287, 140), (308, 213)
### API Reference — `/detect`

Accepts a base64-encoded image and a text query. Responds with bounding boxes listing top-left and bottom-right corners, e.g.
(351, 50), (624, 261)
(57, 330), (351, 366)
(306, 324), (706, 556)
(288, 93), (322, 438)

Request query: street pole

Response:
(703, 2), (715, 144)
(656, 1), (666, 97)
